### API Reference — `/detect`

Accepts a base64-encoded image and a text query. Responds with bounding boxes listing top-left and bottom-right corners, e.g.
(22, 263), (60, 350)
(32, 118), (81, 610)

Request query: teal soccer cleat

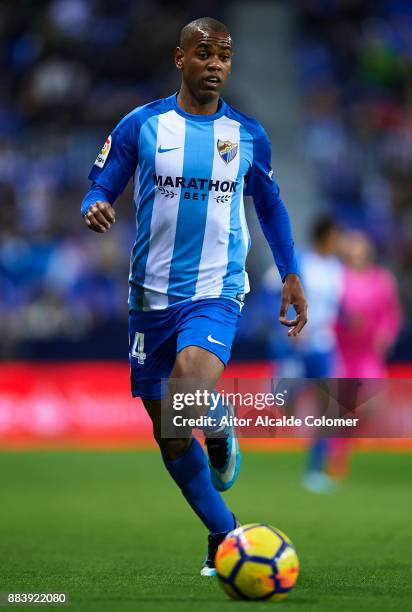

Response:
(205, 401), (241, 492)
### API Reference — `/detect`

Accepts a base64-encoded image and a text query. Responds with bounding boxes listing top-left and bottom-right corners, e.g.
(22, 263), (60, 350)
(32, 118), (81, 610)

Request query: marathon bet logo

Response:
(153, 174), (238, 202)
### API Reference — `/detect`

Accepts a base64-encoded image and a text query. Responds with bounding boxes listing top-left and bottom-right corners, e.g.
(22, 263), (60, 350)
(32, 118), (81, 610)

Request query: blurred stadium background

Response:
(1, 0), (412, 445)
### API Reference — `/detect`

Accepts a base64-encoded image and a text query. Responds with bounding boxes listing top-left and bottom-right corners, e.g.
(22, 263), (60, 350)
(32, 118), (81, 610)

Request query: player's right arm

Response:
(81, 113), (139, 233)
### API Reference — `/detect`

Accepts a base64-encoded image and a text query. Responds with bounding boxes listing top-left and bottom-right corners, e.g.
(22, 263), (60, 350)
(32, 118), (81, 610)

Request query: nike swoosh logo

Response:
(207, 334), (226, 347)
(157, 145), (181, 153)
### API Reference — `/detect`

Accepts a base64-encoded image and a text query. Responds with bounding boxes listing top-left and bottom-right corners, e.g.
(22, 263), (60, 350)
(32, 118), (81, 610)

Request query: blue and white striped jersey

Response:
(83, 93), (298, 311)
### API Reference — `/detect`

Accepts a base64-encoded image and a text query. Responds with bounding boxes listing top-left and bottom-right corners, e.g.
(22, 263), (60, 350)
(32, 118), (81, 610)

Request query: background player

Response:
(257, 216), (344, 491)
(312, 231), (402, 487)
(81, 17), (307, 575)
(336, 231), (402, 379)
(303, 229), (401, 491)
(293, 217), (344, 493)
(271, 216), (343, 380)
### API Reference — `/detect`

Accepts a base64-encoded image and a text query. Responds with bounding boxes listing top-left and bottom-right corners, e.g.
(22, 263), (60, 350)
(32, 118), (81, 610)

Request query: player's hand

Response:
(279, 274), (308, 337)
(83, 200), (116, 233)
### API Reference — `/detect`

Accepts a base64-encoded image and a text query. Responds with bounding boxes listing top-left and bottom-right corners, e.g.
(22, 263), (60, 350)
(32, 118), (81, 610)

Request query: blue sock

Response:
(163, 437), (235, 534)
(202, 393), (227, 435)
(307, 438), (330, 473)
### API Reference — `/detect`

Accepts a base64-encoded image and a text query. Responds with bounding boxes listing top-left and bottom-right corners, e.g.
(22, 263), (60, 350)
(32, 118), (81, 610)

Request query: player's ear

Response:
(174, 47), (184, 70)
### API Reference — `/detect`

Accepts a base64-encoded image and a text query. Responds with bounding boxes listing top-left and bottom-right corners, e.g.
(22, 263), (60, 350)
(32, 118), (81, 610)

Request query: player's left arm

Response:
(245, 126), (307, 336)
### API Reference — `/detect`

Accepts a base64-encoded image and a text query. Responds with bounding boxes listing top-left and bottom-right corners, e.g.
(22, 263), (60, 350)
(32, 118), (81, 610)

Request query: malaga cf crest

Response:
(217, 139), (239, 164)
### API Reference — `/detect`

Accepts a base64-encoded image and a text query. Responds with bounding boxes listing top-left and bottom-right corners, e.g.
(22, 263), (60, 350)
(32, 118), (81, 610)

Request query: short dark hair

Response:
(180, 17), (230, 49)
(311, 215), (340, 244)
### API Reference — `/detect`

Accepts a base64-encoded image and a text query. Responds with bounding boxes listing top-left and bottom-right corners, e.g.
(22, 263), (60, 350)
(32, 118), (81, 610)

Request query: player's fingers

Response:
(85, 211), (107, 233)
(96, 201), (116, 223)
(288, 324), (306, 336)
(288, 308), (308, 336)
(280, 316), (299, 328)
(279, 294), (290, 320)
(287, 317), (301, 337)
(88, 221), (106, 233)
(102, 207), (116, 224)
(93, 210), (112, 229)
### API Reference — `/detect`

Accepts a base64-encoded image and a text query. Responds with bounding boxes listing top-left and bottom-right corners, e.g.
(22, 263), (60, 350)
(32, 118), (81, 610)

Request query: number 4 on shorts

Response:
(131, 332), (146, 364)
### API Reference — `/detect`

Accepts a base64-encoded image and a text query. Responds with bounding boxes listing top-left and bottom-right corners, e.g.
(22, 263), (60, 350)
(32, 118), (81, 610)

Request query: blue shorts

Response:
(129, 298), (242, 400)
(302, 350), (335, 378)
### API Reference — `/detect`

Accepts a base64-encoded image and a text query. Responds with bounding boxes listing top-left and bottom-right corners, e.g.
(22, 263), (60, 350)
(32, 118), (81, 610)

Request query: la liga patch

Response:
(94, 135), (112, 168)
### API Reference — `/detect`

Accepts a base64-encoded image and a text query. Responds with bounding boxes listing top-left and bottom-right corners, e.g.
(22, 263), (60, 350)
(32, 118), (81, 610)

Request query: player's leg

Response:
(129, 301), (241, 575)
(308, 379), (360, 483)
(169, 345), (239, 574)
(175, 298), (242, 492)
(303, 351), (336, 493)
(143, 346), (234, 533)
(324, 379), (362, 480)
(129, 307), (232, 533)
(142, 348), (237, 576)
(143, 345), (226, 462)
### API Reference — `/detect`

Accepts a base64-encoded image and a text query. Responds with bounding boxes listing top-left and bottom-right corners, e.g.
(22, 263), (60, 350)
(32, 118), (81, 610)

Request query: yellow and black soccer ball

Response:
(215, 523), (299, 602)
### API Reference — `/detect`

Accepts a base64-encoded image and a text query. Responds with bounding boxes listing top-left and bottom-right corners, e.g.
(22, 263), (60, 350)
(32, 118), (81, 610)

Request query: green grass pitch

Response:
(0, 450), (411, 611)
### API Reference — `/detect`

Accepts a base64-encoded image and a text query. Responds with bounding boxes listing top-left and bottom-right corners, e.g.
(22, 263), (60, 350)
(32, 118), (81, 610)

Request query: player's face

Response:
(175, 30), (232, 103)
(323, 228), (341, 255)
(343, 233), (374, 269)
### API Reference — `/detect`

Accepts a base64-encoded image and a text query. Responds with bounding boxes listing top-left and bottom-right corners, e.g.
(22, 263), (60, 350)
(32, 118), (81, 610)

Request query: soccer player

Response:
(262, 216), (345, 492)
(293, 217), (344, 493)
(309, 232), (402, 489)
(336, 231), (402, 378)
(81, 17), (307, 576)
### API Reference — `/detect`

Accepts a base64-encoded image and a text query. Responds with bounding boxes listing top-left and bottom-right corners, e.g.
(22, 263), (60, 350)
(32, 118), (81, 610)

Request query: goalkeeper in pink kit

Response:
(324, 231), (402, 485)
(336, 232), (402, 379)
